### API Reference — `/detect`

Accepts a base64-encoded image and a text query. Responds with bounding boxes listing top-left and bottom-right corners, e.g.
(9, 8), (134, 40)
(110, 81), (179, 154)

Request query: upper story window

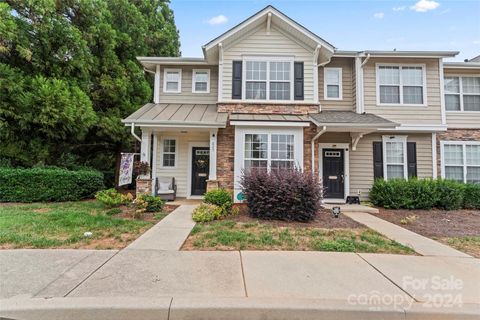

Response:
(163, 69), (181, 93)
(377, 65), (426, 106)
(192, 69), (210, 93)
(244, 58), (293, 101)
(324, 68), (342, 100)
(445, 76), (480, 112)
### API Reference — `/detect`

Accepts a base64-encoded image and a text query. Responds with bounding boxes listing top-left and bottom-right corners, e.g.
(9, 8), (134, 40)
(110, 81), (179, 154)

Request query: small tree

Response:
(240, 168), (323, 222)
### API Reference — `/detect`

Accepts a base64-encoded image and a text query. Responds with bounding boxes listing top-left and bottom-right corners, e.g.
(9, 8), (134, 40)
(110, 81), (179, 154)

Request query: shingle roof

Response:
(309, 111), (396, 127)
(122, 103), (228, 128)
(229, 113), (310, 122)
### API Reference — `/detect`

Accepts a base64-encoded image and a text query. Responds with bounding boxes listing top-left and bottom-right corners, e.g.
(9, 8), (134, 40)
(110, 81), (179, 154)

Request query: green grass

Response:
(0, 201), (157, 249)
(439, 236), (480, 258)
(184, 221), (415, 254)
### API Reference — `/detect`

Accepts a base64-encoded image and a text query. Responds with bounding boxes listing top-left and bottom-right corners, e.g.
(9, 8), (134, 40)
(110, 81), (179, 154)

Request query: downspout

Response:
(311, 126), (327, 176)
(361, 53), (371, 67)
(143, 68), (155, 74)
(130, 123), (141, 142)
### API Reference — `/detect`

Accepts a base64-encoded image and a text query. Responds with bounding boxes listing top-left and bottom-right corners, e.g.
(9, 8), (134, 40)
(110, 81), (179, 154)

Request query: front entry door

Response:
(322, 149), (345, 199)
(191, 147), (210, 196)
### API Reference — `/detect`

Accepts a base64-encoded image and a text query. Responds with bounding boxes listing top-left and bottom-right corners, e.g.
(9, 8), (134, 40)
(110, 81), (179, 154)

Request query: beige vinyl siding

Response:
(444, 68), (480, 128)
(319, 57), (355, 111)
(159, 66), (218, 104)
(222, 25), (315, 102)
(154, 131), (209, 197)
(363, 58), (443, 125)
(349, 133), (433, 199)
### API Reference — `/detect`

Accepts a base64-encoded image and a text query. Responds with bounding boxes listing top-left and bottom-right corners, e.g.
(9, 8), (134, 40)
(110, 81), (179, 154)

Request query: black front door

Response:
(191, 147), (210, 196)
(323, 149), (345, 199)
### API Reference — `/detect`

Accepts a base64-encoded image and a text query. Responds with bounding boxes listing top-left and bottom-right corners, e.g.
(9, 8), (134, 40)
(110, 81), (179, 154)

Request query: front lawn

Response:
(183, 210), (415, 254)
(0, 200), (175, 249)
(371, 209), (480, 258)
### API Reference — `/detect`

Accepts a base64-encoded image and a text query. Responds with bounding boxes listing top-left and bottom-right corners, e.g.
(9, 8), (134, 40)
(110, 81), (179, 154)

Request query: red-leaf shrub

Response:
(240, 168), (323, 222)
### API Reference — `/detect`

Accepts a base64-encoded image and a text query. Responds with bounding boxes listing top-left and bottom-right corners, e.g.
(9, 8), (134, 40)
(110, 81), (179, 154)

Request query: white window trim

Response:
(241, 56), (295, 102)
(160, 137), (178, 169)
(233, 126), (304, 202)
(192, 69), (210, 93)
(376, 63), (427, 107)
(382, 135), (408, 180)
(163, 68), (182, 93)
(440, 140), (480, 183)
(324, 67), (343, 100)
(444, 75), (480, 113)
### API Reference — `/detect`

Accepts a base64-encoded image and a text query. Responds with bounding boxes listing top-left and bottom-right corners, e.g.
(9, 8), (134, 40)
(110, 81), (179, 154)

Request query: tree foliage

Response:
(0, 0), (180, 182)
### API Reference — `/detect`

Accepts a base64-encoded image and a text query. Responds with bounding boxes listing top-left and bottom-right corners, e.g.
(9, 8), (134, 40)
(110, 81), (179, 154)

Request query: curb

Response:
(1, 297), (479, 320)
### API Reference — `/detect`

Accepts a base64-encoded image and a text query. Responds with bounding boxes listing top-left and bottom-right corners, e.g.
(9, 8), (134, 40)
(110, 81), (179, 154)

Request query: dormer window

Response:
(242, 57), (294, 101)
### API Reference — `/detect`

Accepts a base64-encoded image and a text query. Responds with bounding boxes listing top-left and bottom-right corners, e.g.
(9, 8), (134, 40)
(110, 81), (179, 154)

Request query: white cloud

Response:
(393, 6), (406, 11)
(373, 12), (385, 19)
(411, 0), (440, 12)
(206, 15), (228, 25)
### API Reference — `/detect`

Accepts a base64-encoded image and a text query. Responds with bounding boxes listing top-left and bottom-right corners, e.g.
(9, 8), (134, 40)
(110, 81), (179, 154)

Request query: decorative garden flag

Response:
(119, 153), (134, 186)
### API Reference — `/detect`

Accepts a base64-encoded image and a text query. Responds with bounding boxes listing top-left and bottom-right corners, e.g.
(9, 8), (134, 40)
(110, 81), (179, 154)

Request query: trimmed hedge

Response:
(0, 167), (104, 202)
(240, 168), (322, 222)
(370, 178), (479, 210)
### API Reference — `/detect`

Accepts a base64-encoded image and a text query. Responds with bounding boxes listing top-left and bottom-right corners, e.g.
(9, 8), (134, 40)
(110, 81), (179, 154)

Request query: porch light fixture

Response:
(332, 207), (341, 218)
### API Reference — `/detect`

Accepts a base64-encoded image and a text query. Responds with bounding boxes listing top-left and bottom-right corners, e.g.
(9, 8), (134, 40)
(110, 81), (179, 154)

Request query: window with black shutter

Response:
(294, 62), (304, 100)
(407, 142), (417, 178)
(373, 141), (384, 179)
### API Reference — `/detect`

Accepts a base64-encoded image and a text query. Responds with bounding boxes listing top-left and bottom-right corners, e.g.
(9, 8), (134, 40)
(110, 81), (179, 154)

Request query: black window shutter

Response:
(294, 62), (304, 100)
(232, 61), (242, 99)
(373, 142), (384, 179)
(407, 142), (417, 178)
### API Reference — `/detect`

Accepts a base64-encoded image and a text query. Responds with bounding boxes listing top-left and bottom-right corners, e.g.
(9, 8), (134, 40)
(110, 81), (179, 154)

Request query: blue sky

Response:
(170, 0), (480, 61)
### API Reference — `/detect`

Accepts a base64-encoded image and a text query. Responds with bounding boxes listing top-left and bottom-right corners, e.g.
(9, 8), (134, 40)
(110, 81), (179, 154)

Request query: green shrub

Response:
(192, 203), (223, 222)
(370, 178), (465, 210)
(435, 179), (464, 210)
(463, 183), (480, 209)
(95, 189), (132, 207)
(204, 188), (233, 212)
(137, 194), (165, 212)
(0, 167), (104, 202)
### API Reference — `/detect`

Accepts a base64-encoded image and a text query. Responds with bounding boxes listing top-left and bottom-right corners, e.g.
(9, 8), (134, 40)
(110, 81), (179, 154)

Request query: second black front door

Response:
(322, 149), (345, 199)
(191, 147), (210, 196)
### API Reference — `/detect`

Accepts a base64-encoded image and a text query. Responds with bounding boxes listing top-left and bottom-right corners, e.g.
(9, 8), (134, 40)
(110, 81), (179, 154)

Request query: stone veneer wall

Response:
(436, 129), (480, 176)
(216, 123), (235, 191)
(218, 103), (318, 115)
(303, 123), (319, 175)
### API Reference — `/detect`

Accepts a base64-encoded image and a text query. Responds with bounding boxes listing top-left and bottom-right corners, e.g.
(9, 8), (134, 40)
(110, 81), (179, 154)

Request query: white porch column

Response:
(153, 64), (160, 104)
(140, 128), (152, 165)
(209, 128), (218, 180)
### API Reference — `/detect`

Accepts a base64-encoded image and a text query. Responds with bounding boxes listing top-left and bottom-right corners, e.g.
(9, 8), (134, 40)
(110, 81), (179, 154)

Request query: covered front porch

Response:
(122, 103), (228, 199)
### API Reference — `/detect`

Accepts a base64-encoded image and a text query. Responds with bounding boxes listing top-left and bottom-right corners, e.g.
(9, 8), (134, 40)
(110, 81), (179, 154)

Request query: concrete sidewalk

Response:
(343, 211), (471, 257)
(125, 205), (196, 251)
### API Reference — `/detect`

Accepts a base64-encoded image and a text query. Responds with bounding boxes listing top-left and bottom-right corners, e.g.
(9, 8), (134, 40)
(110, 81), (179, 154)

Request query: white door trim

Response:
(318, 143), (350, 203)
(187, 141), (209, 199)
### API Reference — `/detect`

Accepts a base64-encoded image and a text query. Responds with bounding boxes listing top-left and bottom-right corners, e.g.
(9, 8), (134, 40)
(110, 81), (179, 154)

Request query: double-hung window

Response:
(382, 136), (407, 180)
(377, 65), (425, 105)
(161, 138), (177, 167)
(324, 68), (342, 100)
(442, 142), (480, 183)
(192, 69), (210, 93)
(163, 69), (181, 93)
(445, 76), (480, 111)
(244, 59), (292, 101)
(244, 133), (295, 172)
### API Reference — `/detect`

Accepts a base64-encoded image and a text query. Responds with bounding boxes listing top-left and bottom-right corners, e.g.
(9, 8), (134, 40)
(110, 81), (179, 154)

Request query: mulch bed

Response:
(230, 205), (365, 229)
(371, 209), (480, 238)
(116, 204), (178, 222)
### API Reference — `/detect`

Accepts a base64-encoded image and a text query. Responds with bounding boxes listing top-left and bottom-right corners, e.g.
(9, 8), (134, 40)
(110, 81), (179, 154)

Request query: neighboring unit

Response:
(122, 6), (480, 203)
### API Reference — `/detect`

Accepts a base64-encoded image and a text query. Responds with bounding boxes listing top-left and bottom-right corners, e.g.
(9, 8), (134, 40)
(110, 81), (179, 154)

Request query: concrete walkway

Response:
(125, 205), (196, 251)
(343, 211), (472, 257)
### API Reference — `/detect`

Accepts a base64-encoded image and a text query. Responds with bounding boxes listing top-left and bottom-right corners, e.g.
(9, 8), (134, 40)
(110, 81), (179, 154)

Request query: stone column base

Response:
(206, 180), (219, 192)
(136, 178), (153, 196)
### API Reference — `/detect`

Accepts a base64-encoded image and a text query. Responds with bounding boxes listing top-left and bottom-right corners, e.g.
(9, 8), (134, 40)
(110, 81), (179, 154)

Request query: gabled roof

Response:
(202, 5), (335, 63)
